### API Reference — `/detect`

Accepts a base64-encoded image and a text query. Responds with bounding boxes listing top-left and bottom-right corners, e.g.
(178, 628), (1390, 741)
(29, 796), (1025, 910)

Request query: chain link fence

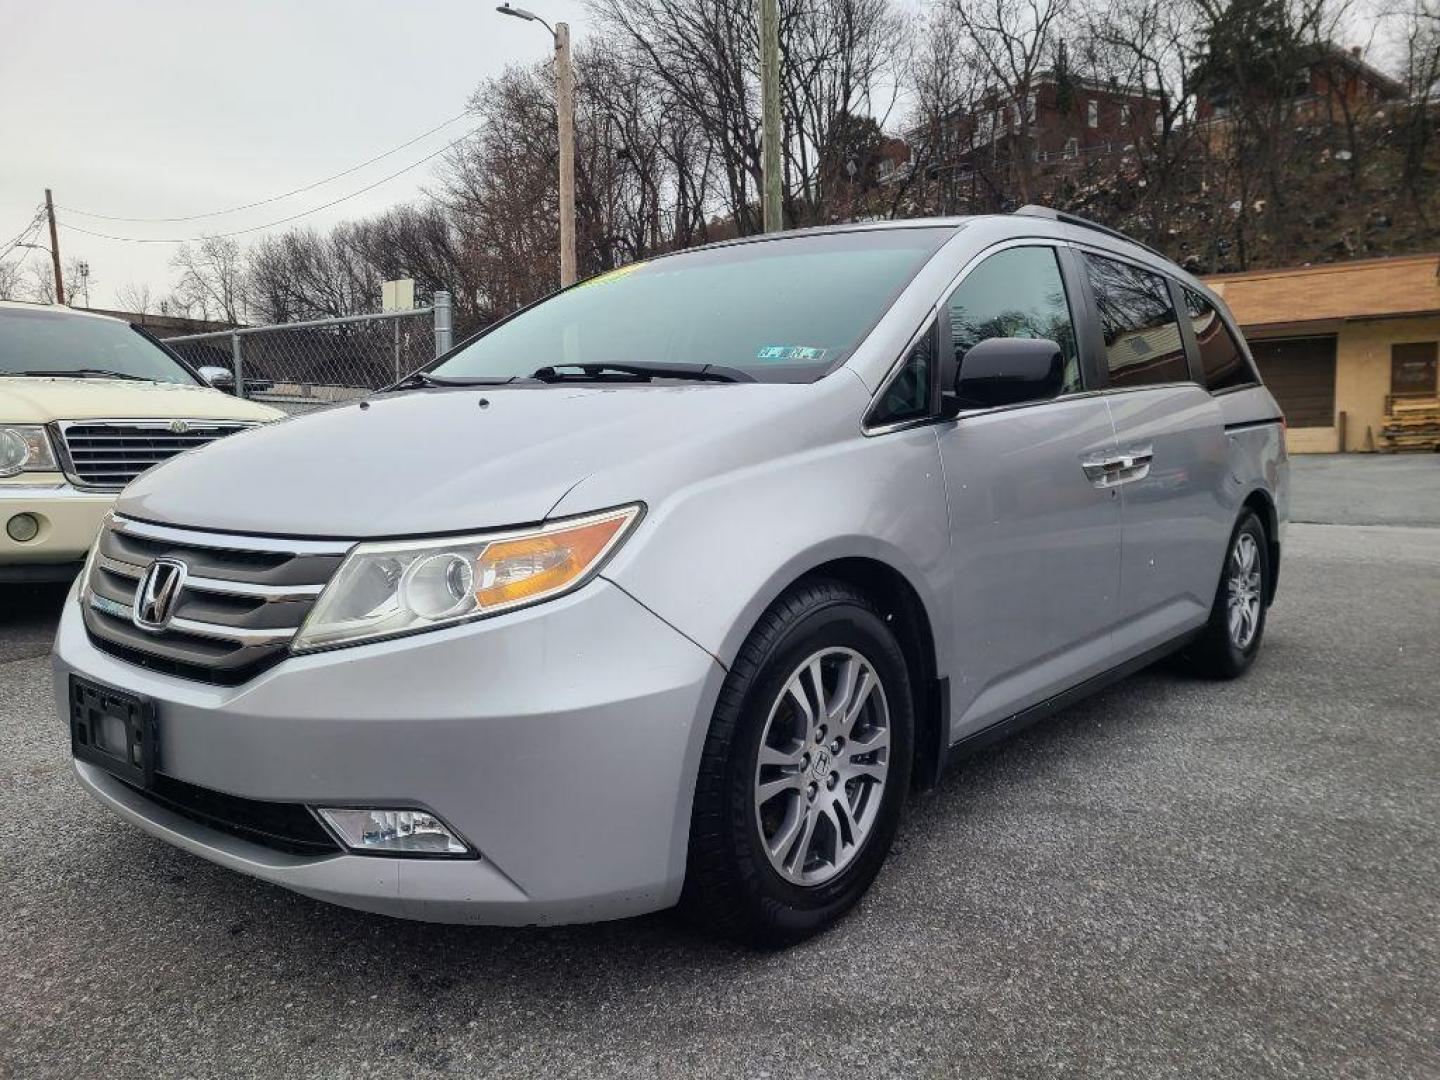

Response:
(165, 292), (454, 415)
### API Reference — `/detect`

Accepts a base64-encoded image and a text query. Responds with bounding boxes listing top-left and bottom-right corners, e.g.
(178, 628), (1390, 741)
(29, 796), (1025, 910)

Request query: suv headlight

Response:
(0, 426), (59, 477)
(293, 504), (642, 652)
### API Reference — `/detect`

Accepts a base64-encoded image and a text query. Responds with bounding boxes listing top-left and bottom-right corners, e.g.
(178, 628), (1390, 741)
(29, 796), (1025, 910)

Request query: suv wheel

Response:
(683, 579), (914, 947)
(1183, 509), (1270, 679)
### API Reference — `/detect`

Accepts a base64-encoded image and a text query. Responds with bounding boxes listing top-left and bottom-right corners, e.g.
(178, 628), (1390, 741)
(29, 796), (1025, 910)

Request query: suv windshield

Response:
(0, 307), (199, 385)
(431, 228), (953, 384)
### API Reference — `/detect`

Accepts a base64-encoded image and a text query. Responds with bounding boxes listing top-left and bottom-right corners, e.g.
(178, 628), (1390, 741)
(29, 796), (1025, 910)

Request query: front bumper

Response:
(1, 479), (113, 577)
(54, 576), (725, 925)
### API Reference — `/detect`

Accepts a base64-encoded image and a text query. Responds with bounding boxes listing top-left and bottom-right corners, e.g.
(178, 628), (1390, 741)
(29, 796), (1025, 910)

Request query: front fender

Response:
(574, 424), (952, 671)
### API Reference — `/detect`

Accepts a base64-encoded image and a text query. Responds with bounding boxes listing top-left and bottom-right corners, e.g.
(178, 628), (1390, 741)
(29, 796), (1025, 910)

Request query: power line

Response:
(57, 110), (473, 223)
(59, 129), (481, 245)
(0, 207), (46, 261)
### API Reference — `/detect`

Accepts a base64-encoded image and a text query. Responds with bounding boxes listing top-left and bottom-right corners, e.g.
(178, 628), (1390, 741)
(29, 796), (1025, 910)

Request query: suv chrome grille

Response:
(82, 516), (349, 685)
(59, 420), (254, 489)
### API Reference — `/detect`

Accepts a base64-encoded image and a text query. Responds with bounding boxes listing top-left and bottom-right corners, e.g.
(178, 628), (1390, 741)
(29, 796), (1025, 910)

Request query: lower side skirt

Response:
(943, 627), (1202, 769)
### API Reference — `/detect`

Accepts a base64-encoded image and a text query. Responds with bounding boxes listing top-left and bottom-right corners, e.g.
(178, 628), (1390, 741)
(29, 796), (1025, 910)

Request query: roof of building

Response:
(81, 307), (237, 335)
(1204, 252), (1440, 328)
(1312, 42), (1406, 99)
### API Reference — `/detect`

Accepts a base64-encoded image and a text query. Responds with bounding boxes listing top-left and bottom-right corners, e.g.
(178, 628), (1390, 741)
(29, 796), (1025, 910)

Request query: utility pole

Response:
(758, 0), (783, 233)
(44, 189), (65, 305)
(495, 5), (577, 287)
(555, 22), (577, 286)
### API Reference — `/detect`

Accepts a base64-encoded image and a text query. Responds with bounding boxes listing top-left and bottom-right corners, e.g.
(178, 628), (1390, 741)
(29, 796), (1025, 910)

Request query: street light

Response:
(497, 3), (577, 287)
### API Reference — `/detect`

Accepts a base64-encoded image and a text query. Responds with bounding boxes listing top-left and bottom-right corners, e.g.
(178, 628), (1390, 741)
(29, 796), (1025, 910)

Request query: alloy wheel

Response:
(753, 647), (891, 887)
(1226, 531), (1263, 649)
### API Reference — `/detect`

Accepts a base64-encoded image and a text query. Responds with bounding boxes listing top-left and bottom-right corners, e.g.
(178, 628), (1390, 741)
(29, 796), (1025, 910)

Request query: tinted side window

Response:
(1082, 253), (1189, 388)
(871, 326), (934, 425)
(947, 246), (1082, 394)
(1184, 287), (1254, 392)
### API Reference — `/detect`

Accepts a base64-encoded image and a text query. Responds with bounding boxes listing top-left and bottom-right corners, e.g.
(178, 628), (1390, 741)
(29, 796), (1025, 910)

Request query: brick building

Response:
(1197, 42), (1404, 126)
(900, 71), (1163, 195)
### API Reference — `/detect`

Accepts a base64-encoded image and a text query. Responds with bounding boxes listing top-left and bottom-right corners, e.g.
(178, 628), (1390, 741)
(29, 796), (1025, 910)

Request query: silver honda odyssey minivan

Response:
(55, 208), (1287, 946)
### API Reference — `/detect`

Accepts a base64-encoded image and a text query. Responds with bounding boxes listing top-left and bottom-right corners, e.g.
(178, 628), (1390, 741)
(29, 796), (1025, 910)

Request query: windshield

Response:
(432, 228), (952, 384)
(0, 308), (198, 384)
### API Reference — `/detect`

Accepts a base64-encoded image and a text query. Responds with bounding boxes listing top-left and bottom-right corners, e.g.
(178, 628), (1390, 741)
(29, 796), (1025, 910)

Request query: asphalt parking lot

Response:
(2, 456), (1437, 1079)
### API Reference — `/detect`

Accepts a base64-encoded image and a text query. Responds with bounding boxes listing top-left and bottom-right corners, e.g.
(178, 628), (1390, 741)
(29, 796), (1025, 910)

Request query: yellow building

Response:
(1205, 253), (1440, 452)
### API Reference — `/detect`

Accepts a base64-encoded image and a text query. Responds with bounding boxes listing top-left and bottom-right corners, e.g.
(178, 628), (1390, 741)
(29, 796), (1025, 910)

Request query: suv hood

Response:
(0, 376), (280, 423)
(118, 382), (834, 538)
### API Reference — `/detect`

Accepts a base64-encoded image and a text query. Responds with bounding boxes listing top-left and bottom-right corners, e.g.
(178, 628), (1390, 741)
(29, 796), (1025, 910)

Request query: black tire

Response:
(682, 579), (914, 948)
(1182, 509), (1270, 679)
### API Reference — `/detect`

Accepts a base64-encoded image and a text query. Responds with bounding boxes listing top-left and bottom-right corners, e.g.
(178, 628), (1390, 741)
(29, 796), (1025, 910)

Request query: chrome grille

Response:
(59, 420), (254, 490)
(82, 516), (349, 685)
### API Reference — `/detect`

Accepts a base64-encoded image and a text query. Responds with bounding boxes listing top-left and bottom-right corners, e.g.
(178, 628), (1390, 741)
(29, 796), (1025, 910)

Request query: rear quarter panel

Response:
(1217, 385), (1290, 547)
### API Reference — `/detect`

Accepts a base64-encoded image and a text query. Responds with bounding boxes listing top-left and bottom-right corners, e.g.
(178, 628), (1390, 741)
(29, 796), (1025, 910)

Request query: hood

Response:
(117, 381), (839, 537)
(0, 376), (281, 424)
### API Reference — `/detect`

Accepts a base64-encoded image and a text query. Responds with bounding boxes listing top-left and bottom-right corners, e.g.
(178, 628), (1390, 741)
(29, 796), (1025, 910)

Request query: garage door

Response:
(1251, 336), (1337, 428)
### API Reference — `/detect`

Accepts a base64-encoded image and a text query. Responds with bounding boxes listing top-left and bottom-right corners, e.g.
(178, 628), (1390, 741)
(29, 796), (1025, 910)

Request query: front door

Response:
(933, 245), (1123, 740)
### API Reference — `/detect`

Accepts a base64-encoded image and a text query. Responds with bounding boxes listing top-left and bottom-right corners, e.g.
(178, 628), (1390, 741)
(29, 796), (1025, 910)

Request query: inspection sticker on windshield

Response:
(755, 345), (828, 362)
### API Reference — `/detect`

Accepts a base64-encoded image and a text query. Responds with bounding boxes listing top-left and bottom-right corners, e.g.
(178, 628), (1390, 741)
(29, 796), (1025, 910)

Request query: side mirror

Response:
(942, 337), (1065, 414)
(197, 365), (235, 392)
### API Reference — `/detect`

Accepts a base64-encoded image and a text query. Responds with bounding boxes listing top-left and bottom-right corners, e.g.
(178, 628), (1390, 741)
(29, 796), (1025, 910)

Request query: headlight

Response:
(292, 504), (642, 652)
(0, 426), (58, 477)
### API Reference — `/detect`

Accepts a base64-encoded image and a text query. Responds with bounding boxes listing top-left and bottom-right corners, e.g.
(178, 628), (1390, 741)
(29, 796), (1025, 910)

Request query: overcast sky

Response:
(0, 0), (590, 310)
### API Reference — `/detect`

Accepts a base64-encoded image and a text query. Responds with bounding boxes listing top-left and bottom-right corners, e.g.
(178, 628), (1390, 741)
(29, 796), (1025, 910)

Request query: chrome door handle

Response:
(1081, 456), (1122, 484)
(1117, 445), (1154, 482)
(1082, 446), (1153, 488)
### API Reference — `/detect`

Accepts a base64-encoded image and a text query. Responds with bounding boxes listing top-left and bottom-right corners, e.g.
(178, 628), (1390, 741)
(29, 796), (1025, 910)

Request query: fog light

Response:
(313, 807), (470, 857)
(6, 513), (39, 542)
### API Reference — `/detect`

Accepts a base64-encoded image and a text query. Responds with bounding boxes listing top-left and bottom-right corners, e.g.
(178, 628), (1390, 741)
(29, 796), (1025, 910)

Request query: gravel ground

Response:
(1, 458), (1437, 1079)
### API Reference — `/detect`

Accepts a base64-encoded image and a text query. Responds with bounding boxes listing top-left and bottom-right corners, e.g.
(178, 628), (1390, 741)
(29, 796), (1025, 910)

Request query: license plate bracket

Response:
(70, 676), (158, 788)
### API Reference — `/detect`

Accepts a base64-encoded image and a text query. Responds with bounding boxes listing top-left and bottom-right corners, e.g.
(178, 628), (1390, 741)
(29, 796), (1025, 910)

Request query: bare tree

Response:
(26, 262), (56, 305)
(1079, 0), (1202, 251)
(1191, 0), (1353, 268)
(244, 203), (472, 327)
(777, 0), (907, 223)
(892, 5), (994, 216)
(0, 259), (24, 301)
(1393, 0), (1440, 212)
(948, 0), (1074, 205)
(588, 0), (905, 231)
(116, 281), (155, 315)
(170, 236), (245, 323)
(439, 64), (568, 315)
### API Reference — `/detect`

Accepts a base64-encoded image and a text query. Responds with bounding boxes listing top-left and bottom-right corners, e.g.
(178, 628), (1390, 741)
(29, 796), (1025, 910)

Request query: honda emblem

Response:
(132, 558), (187, 632)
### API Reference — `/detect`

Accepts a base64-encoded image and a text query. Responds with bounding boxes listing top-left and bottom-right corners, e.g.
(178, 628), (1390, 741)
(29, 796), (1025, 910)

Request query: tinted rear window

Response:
(1184, 287), (1255, 392)
(433, 229), (952, 384)
(1082, 254), (1190, 388)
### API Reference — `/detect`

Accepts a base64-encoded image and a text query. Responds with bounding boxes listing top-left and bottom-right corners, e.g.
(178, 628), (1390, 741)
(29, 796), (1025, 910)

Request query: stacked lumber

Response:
(1379, 396), (1440, 452)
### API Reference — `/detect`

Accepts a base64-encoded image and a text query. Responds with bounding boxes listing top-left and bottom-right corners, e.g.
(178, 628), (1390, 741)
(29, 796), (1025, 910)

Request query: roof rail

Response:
(1012, 204), (1166, 259)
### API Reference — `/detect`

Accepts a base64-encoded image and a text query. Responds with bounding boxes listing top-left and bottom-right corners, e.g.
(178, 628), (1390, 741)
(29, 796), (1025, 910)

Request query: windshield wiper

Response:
(528, 362), (754, 384)
(388, 372), (526, 391)
(16, 368), (153, 381)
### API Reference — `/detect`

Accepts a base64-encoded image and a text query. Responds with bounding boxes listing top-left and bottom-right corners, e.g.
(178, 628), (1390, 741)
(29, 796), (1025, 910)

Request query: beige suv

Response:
(1, 302), (280, 582)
